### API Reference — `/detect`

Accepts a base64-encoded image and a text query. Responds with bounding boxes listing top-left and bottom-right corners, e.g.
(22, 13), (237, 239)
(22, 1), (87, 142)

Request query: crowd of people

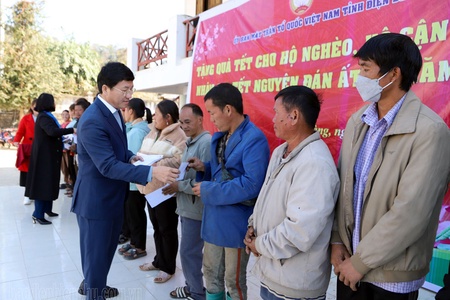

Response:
(11, 33), (450, 300)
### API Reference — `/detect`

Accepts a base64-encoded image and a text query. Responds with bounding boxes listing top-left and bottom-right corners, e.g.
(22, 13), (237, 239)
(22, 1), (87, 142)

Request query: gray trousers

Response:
(180, 216), (205, 300)
(203, 242), (250, 300)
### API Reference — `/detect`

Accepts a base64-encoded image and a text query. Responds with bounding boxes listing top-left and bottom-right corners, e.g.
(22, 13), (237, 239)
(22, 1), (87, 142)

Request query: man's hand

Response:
(152, 166), (180, 184)
(243, 226), (260, 257)
(13, 142), (19, 147)
(162, 182), (179, 195)
(187, 157), (205, 172)
(338, 258), (363, 291)
(331, 243), (351, 275)
(192, 182), (202, 196)
(130, 155), (143, 164)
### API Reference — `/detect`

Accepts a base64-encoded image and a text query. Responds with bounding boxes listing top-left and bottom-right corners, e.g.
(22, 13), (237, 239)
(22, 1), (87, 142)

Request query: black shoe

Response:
(78, 280), (119, 298)
(60, 183), (67, 189)
(46, 211), (59, 217)
(32, 216), (52, 225)
(118, 234), (129, 244)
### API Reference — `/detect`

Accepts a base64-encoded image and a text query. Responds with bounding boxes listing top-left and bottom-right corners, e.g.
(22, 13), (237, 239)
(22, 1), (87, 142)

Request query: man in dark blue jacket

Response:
(71, 62), (179, 300)
(189, 83), (270, 300)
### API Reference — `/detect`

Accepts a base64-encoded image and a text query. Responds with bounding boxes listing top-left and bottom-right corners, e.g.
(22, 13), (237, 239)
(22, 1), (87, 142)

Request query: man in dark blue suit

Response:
(71, 62), (179, 300)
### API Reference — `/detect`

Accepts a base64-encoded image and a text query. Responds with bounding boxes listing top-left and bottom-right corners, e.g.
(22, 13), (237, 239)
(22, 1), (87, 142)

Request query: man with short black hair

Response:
(331, 33), (450, 300)
(165, 103), (211, 300)
(72, 62), (179, 300)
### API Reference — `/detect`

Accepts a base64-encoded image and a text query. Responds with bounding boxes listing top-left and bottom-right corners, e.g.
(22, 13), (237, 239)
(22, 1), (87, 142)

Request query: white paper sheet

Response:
(133, 153), (163, 166)
(145, 162), (189, 208)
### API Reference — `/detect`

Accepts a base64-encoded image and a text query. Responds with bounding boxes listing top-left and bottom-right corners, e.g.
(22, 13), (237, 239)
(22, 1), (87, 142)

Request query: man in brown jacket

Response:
(331, 33), (450, 300)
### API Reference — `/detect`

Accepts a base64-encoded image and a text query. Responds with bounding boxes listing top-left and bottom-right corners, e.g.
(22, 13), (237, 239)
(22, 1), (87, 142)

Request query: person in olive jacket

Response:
(25, 93), (75, 225)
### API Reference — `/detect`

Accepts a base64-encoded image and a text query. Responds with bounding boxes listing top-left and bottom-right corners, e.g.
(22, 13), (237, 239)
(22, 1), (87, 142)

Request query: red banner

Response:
(190, 0), (450, 287)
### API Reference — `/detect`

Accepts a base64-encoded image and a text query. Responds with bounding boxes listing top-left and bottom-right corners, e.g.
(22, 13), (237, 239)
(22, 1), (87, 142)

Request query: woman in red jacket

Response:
(13, 99), (38, 205)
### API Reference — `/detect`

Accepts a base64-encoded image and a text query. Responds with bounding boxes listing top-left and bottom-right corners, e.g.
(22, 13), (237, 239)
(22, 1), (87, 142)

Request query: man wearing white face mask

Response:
(330, 33), (450, 300)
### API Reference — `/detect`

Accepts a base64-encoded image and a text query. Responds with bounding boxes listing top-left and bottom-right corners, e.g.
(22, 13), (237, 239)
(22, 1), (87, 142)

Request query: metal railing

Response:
(183, 16), (199, 58)
(136, 30), (168, 70)
(136, 16), (200, 70)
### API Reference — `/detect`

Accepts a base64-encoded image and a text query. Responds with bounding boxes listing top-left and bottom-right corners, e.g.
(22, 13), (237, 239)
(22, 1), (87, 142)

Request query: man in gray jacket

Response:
(163, 103), (211, 300)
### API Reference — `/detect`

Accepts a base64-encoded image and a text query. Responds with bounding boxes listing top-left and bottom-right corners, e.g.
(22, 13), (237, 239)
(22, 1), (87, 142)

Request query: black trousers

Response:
(147, 197), (178, 275)
(436, 262), (450, 300)
(67, 154), (77, 186)
(125, 190), (147, 249)
(337, 279), (419, 300)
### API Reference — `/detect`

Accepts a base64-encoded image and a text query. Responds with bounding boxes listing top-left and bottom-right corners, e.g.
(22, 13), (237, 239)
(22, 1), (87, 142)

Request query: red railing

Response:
(136, 30), (168, 71)
(183, 16), (199, 57)
(136, 16), (200, 70)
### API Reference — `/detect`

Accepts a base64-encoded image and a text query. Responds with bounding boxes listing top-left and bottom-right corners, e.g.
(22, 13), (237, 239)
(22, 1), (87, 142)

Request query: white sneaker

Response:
(23, 197), (32, 205)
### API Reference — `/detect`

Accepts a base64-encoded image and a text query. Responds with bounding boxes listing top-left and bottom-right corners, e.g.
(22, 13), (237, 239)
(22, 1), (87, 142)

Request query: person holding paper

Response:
(117, 98), (153, 260)
(71, 62), (179, 300)
(163, 103), (211, 300)
(137, 99), (187, 284)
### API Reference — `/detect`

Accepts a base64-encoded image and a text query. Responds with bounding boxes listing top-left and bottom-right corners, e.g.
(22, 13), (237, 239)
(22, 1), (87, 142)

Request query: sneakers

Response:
(23, 197), (32, 205)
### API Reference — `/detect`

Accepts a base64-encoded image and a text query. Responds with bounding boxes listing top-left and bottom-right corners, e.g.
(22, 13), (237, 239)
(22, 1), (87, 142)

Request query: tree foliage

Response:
(0, 1), (117, 114)
(0, 1), (64, 111)
(47, 39), (100, 95)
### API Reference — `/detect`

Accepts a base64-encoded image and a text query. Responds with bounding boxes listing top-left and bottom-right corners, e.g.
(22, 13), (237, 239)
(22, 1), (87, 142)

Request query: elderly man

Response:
(189, 83), (270, 300)
(244, 85), (339, 300)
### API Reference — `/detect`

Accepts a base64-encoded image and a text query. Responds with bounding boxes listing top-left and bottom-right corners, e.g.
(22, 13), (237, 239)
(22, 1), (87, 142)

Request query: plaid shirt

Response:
(352, 95), (424, 293)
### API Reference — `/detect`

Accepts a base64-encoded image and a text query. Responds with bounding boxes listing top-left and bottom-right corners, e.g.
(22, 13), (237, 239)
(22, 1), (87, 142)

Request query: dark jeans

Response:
(147, 197), (178, 274)
(337, 279), (419, 300)
(33, 200), (53, 219)
(77, 214), (122, 300)
(125, 190), (147, 249)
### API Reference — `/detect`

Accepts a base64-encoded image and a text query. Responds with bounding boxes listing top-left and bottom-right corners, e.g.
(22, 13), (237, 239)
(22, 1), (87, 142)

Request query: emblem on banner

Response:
(290, 0), (313, 15)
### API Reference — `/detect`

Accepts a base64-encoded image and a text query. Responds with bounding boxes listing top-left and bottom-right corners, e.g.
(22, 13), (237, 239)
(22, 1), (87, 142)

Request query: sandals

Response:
(170, 286), (191, 299)
(117, 243), (133, 255)
(154, 270), (173, 283)
(139, 262), (159, 271)
(123, 248), (147, 260)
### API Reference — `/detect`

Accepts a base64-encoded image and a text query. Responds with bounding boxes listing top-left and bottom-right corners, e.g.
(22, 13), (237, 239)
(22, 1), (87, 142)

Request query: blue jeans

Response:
(180, 216), (205, 300)
(203, 242), (249, 300)
(260, 285), (325, 300)
(33, 200), (53, 219)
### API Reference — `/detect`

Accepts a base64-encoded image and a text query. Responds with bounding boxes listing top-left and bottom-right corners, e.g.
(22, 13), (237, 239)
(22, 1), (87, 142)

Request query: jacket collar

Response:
(385, 90), (420, 136)
(94, 98), (127, 144)
(186, 130), (210, 146)
(352, 90), (421, 138)
(281, 131), (321, 162)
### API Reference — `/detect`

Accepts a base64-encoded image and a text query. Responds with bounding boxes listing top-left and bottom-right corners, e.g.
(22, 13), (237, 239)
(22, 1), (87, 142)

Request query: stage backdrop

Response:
(189, 0), (450, 290)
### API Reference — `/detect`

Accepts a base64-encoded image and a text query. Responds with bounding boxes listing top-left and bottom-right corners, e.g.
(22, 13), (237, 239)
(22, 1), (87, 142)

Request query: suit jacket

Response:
(25, 112), (74, 200)
(71, 98), (150, 220)
(14, 113), (35, 172)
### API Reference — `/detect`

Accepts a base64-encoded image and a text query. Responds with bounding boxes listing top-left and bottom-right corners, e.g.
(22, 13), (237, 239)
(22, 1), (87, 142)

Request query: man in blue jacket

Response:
(71, 62), (179, 300)
(189, 83), (270, 300)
